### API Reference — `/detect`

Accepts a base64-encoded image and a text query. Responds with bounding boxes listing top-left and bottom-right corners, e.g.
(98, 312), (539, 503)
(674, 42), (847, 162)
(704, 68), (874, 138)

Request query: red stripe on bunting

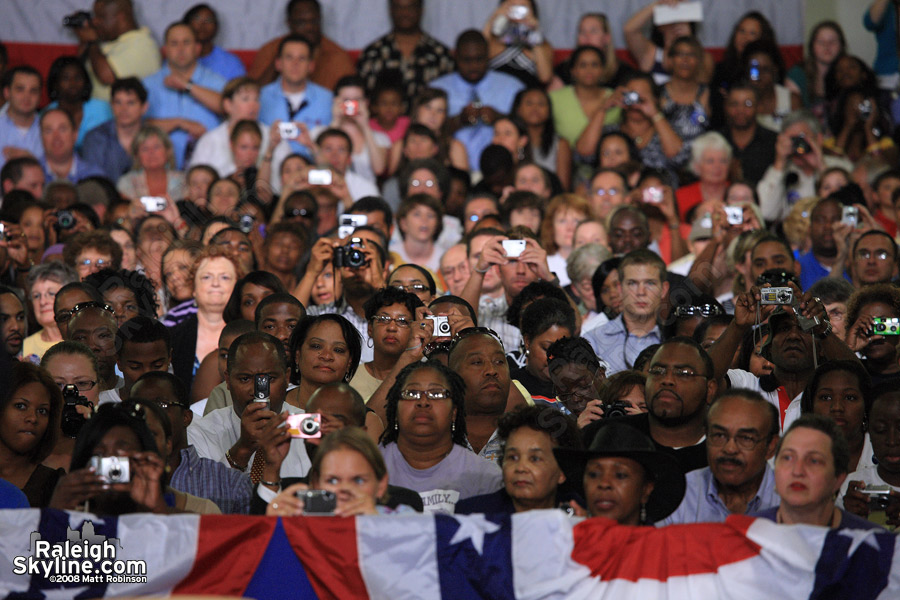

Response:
(571, 515), (762, 582)
(172, 515), (277, 596)
(281, 515), (370, 600)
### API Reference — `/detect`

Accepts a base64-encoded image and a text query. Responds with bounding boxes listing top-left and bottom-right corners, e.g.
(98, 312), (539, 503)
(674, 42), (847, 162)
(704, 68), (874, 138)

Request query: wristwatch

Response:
(185, 80), (194, 93)
(813, 320), (833, 340)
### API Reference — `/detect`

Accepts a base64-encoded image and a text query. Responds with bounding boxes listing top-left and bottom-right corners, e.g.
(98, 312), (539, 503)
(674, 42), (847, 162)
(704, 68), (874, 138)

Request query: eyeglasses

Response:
(139, 399), (190, 411)
(371, 314), (412, 327)
(70, 301), (115, 316)
(410, 178), (436, 188)
(424, 340), (453, 357)
(285, 207), (315, 219)
(707, 430), (766, 451)
(856, 249), (891, 261)
(674, 304), (725, 318)
(77, 258), (110, 269)
(646, 365), (707, 380)
(391, 283), (428, 293)
(593, 188), (621, 197)
(400, 389), (452, 401)
(57, 379), (97, 392)
(448, 326), (503, 354)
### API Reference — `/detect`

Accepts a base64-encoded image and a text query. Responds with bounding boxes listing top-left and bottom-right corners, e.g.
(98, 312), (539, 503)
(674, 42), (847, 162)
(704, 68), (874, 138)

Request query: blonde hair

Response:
(782, 196), (819, 251)
(131, 125), (176, 170)
(541, 194), (591, 255)
(579, 13), (619, 85)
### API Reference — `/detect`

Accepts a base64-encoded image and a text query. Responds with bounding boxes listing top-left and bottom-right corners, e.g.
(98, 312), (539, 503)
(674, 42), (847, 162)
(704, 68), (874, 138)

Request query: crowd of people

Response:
(0, 0), (899, 546)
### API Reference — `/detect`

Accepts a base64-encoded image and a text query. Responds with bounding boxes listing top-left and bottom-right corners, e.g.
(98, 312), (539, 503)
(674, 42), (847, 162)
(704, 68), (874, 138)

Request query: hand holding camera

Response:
(237, 399), (277, 459)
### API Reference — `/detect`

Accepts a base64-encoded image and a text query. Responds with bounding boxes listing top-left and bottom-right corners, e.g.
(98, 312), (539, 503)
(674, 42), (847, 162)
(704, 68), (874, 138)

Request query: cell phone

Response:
(343, 100), (359, 116)
(286, 413), (322, 438)
(841, 206), (859, 228)
(642, 187), (663, 204)
(308, 169), (333, 186)
(279, 122), (299, 139)
(502, 239), (526, 258)
(338, 214), (367, 239)
(298, 489), (337, 514)
(724, 206), (744, 225)
(760, 287), (793, 305)
(253, 374), (270, 409)
(140, 196), (166, 212)
(749, 59), (760, 82)
(426, 315), (451, 337)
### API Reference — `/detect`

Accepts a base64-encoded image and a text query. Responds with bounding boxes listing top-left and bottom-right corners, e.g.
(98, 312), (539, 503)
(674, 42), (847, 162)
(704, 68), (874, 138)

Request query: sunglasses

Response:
(59, 301), (115, 323)
(674, 304), (725, 318)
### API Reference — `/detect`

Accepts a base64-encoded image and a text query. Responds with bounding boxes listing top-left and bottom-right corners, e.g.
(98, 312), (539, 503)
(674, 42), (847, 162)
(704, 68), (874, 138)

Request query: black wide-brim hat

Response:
(554, 421), (686, 522)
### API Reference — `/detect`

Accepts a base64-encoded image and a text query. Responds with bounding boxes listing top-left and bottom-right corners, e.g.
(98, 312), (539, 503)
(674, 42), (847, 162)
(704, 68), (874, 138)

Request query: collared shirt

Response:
(583, 314), (662, 376)
(468, 429), (503, 463)
(189, 120), (271, 178)
(169, 445), (253, 514)
(40, 155), (105, 184)
(187, 403), (312, 479)
(477, 295), (522, 356)
(306, 300), (374, 363)
(797, 251), (851, 291)
(89, 27), (161, 101)
(358, 32), (455, 101)
(659, 464), (780, 526)
(430, 71), (524, 171)
(80, 119), (134, 181)
(258, 78), (333, 160)
(199, 45), (247, 81)
(0, 112), (42, 170)
(143, 63), (226, 168)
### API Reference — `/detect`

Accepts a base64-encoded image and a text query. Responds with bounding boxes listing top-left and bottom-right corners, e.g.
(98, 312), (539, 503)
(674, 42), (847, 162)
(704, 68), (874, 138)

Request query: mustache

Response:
(715, 457), (745, 468)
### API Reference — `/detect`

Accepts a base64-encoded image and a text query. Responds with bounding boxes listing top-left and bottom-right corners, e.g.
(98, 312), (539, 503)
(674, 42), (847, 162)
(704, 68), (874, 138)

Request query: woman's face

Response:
(492, 119), (525, 159)
(162, 248), (195, 301)
(110, 229), (137, 271)
(514, 165), (550, 198)
(44, 353), (100, 407)
(670, 42), (700, 81)
(406, 167), (442, 201)
(599, 270), (622, 316)
(137, 217), (175, 269)
(812, 27), (843, 65)
(137, 135), (168, 171)
(404, 133), (439, 161)
(187, 170), (215, 205)
(31, 279), (62, 328)
(583, 456), (653, 525)
(570, 49), (604, 88)
(389, 265), (433, 305)
(774, 426), (845, 513)
(869, 396), (900, 478)
(725, 183), (755, 206)
(834, 56), (863, 90)
(619, 385), (648, 413)
(526, 325), (572, 381)
(696, 148), (730, 185)
(553, 208), (585, 252)
(231, 131), (261, 171)
(20, 206), (45, 252)
(502, 426), (564, 510)
(297, 320), (352, 386)
(516, 90), (550, 127)
(1, 382), (51, 456)
(748, 52), (775, 90)
(399, 204), (439, 244)
(812, 370), (865, 443)
(208, 180), (241, 216)
(396, 367), (455, 442)
(416, 97), (448, 131)
(104, 287), (139, 327)
(265, 232), (303, 274)
(57, 64), (87, 102)
(93, 424), (141, 458)
(369, 302), (414, 358)
(312, 265), (339, 306)
(240, 282), (275, 322)
(313, 447), (387, 511)
(280, 156), (308, 189)
(194, 257), (237, 311)
(599, 136), (630, 169)
(733, 17), (763, 55)
(573, 221), (606, 249)
(577, 15), (609, 49)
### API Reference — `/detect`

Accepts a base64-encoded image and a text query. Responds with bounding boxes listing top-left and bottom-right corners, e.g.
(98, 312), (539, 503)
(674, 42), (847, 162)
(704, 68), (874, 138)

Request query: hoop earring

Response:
(367, 337), (374, 348)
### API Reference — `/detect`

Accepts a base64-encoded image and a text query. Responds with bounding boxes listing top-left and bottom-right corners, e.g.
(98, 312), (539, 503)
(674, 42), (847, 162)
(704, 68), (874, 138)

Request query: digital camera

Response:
(502, 239), (526, 258)
(871, 317), (900, 336)
(338, 214), (367, 239)
(0, 223), (9, 242)
(63, 10), (92, 28)
(287, 413), (322, 439)
(343, 100), (359, 116)
(760, 287), (793, 305)
(842, 206), (859, 228)
(622, 91), (641, 106)
(140, 196), (166, 213)
(642, 187), (664, 204)
(238, 214), (254, 234)
(61, 384), (92, 438)
(862, 484), (895, 510)
(602, 400), (629, 419)
(724, 206), (743, 225)
(307, 169), (332, 186)
(279, 122), (299, 139)
(298, 489), (336, 514)
(858, 99), (873, 120)
(56, 210), (76, 230)
(748, 59), (761, 82)
(427, 315), (451, 337)
(333, 238), (367, 269)
(90, 456), (131, 484)
(791, 135), (812, 156)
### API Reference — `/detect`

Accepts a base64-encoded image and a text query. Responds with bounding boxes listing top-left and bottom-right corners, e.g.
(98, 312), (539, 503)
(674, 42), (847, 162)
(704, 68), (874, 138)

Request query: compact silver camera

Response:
(427, 315), (451, 337)
(279, 122), (299, 139)
(724, 206), (743, 225)
(502, 239), (526, 258)
(140, 196), (166, 212)
(622, 91), (641, 106)
(90, 456), (130, 484)
(842, 206), (859, 228)
(760, 287), (793, 305)
(862, 484), (895, 510)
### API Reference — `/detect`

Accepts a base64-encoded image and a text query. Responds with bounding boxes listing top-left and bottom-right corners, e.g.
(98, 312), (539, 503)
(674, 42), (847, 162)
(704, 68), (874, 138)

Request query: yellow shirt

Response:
(22, 332), (58, 363)
(89, 27), (161, 101)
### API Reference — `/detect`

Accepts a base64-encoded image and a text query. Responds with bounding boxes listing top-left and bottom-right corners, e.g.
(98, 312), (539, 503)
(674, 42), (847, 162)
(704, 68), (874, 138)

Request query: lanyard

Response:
(285, 97), (308, 121)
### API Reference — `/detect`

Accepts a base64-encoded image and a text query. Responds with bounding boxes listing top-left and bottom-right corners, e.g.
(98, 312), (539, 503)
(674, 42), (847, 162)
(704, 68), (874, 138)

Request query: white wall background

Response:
(805, 0), (878, 64)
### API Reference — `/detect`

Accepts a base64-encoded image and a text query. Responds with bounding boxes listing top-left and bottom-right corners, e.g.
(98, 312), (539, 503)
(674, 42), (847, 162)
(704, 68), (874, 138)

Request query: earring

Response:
(394, 421), (399, 431)
(452, 421), (456, 433)
(367, 337), (374, 348)
(524, 348), (530, 357)
(640, 503), (647, 524)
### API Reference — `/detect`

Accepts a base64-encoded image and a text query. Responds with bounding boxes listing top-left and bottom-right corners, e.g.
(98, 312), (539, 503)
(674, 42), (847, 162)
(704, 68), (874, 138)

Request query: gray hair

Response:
(567, 243), (611, 283)
(780, 109), (822, 136)
(690, 132), (733, 176)
(26, 261), (78, 292)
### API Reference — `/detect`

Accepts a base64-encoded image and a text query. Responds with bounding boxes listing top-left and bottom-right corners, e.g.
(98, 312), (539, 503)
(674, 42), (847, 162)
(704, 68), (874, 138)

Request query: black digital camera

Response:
(56, 210), (76, 231)
(602, 400), (629, 419)
(61, 384), (92, 438)
(63, 10), (92, 28)
(333, 237), (367, 269)
(791, 135), (812, 156)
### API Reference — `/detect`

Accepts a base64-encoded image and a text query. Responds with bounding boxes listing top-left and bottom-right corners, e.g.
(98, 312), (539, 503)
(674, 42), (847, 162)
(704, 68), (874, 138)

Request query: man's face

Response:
(319, 136), (352, 174)
(226, 341), (288, 415)
(645, 343), (712, 426)
(439, 244), (471, 297)
(67, 308), (118, 374)
(853, 234), (896, 286)
(164, 25), (200, 71)
(92, 1), (119, 41)
(608, 212), (649, 255)
(4, 73), (41, 117)
(463, 198), (499, 233)
(258, 301), (304, 355)
(750, 241), (795, 284)
(287, 2), (322, 45)
(118, 339), (171, 389)
(8, 165), (44, 199)
(468, 234), (502, 293)
(620, 264), (667, 320)
(350, 210), (390, 239)
(0, 292), (26, 356)
(276, 41), (313, 86)
(456, 40), (489, 84)
(307, 388), (360, 441)
(214, 230), (254, 274)
(725, 89), (757, 130)
(451, 334), (510, 415)
(868, 395), (900, 479)
(265, 232), (304, 274)
(549, 361), (605, 415)
(111, 89), (146, 128)
(499, 243), (540, 301)
(707, 396), (777, 489)
(769, 313), (815, 373)
(390, 0), (422, 32)
(588, 172), (627, 220)
(809, 200), (840, 256)
(41, 111), (77, 161)
(130, 378), (192, 448)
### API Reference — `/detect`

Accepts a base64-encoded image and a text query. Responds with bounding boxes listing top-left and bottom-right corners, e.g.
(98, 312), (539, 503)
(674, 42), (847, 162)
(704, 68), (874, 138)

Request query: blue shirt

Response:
(200, 45), (247, 81)
(0, 478), (29, 509)
(583, 314), (662, 376)
(430, 71), (524, 171)
(796, 250), (851, 291)
(258, 78), (333, 159)
(143, 63), (226, 168)
(47, 98), (112, 151)
(80, 119), (134, 181)
(40, 154), (106, 183)
(659, 464), (780, 526)
(864, 4), (899, 79)
(0, 112), (43, 170)
(169, 445), (253, 514)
